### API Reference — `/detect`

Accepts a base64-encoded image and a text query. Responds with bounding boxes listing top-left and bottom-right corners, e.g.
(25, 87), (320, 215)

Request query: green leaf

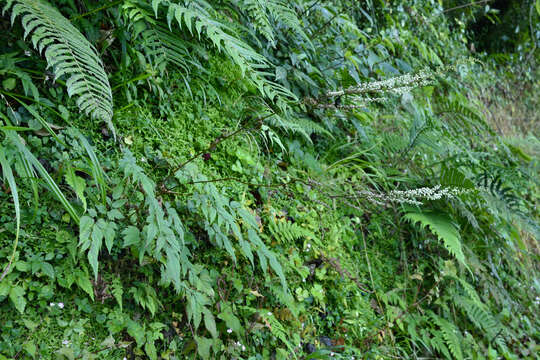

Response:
(122, 226), (140, 247)
(0, 281), (10, 297)
(75, 271), (94, 301)
(89, 220), (105, 279)
(0, 148), (20, 281)
(2, 77), (16, 90)
(9, 285), (26, 313)
(195, 336), (213, 359)
(55, 347), (75, 360)
(10, 134), (80, 223)
(65, 167), (87, 211)
(126, 320), (145, 346)
(218, 306), (242, 334)
(103, 221), (117, 253)
(40, 262), (55, 279)
(107, 209), (124, 220)
(23, 341), (37, 358)
(79, 216), (94, 246)
(404, 211), (467, 268)
(203, 308), (217, 339)
(144, 341), (157, 360)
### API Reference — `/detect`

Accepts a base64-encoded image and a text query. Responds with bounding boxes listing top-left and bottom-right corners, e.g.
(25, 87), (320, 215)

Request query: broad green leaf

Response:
(0, 281), (11, 297)
(122, 226), (140, 247)
(89, 220), (105, 279)
(103, 221), (117, 253)
(40, 262), (55, 279)
(75, 271), (94, 301)
(65, 167), (87, 211)
(144, 341), (157, 360)
(79, 216), (94, 245)
(9, 285), (26, 313)
(203, 308), (217, 339)
(195, 336), (213, 359)
(218, 306), (242, 334)
(23, 341), (37, 357)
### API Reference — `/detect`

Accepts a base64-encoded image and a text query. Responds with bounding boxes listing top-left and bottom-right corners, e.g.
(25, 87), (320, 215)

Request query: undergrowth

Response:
(0, 0), (538, 359)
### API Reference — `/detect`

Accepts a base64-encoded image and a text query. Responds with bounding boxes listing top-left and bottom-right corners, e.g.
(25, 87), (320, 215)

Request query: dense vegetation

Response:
(0, 0), (538, 359)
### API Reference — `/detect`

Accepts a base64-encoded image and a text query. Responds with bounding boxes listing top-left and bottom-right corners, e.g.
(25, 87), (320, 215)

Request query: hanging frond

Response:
(234, 0), (310, 47)
(404, 210), (467, 268)
(151, 0), (296, 108)
(430, 313), (464, 360)
(4, 0), (113, 129)
(122, 1), (202, 74)
(265, 0), (310, 44)
(236, 0), (275, 45)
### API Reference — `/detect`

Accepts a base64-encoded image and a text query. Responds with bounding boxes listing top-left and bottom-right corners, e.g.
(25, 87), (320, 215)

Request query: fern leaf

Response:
(268, 219), (314, 243)
(430, 313), (463, 360)
(236, 0), (275, 45)
(4, 0), (113, 129)
(123, 1), (201, 74)
(152, 0), (296, 107)
(265, 0), (310, 45)
(404, 210), (467, 267)
(440, 166), (474, 189)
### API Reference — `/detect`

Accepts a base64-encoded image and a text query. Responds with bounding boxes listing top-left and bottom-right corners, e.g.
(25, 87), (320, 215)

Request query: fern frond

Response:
(236, 0), (275, 45)
(440, 166), (475, 189)
(152, 0), (296, 107)
(454, 295), (507, 350)
(437, 97), (490, 133)
(404, 210), (467, 268)
(266, 114), (333, 141)
(123, 1), (201, 74)
(4, 0), (113, 129)
(268, 219), (315, 243)
(266, 0), (310, 44)
(430, 313), (464, 360)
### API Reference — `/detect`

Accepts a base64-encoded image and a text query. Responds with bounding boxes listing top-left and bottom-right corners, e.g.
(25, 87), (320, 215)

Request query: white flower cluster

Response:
(326, 69), (435, 97)
(360, 185), (466, 206)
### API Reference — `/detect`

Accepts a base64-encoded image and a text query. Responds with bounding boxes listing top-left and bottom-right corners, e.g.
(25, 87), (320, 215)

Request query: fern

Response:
(4, 0), (114, 130)
(404, 210), (467, 268)
(236, 0), (275, 45)
(437, 97), (490, 133)
(151, 0), (296, 107)
(122, 1), (201, 75)
(235, 0), (309, 47)
(440, 166), (475, 189)
(268, 218), (314, 243)
(430, 312), (464, 360)
(454, 295), (507, 350)
(261, 312), (298, 358)
(266, 113), (333, 141)
(265, 0), (308, 42)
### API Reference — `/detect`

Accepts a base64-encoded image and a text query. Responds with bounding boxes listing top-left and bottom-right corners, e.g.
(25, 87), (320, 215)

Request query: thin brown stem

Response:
(163, 113), (275, 184)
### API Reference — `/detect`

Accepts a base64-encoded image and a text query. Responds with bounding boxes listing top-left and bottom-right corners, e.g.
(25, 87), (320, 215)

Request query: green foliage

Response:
(0, 0), (538, 359)
(3, 0), (113, 131)
(404, 210), (467, 267)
